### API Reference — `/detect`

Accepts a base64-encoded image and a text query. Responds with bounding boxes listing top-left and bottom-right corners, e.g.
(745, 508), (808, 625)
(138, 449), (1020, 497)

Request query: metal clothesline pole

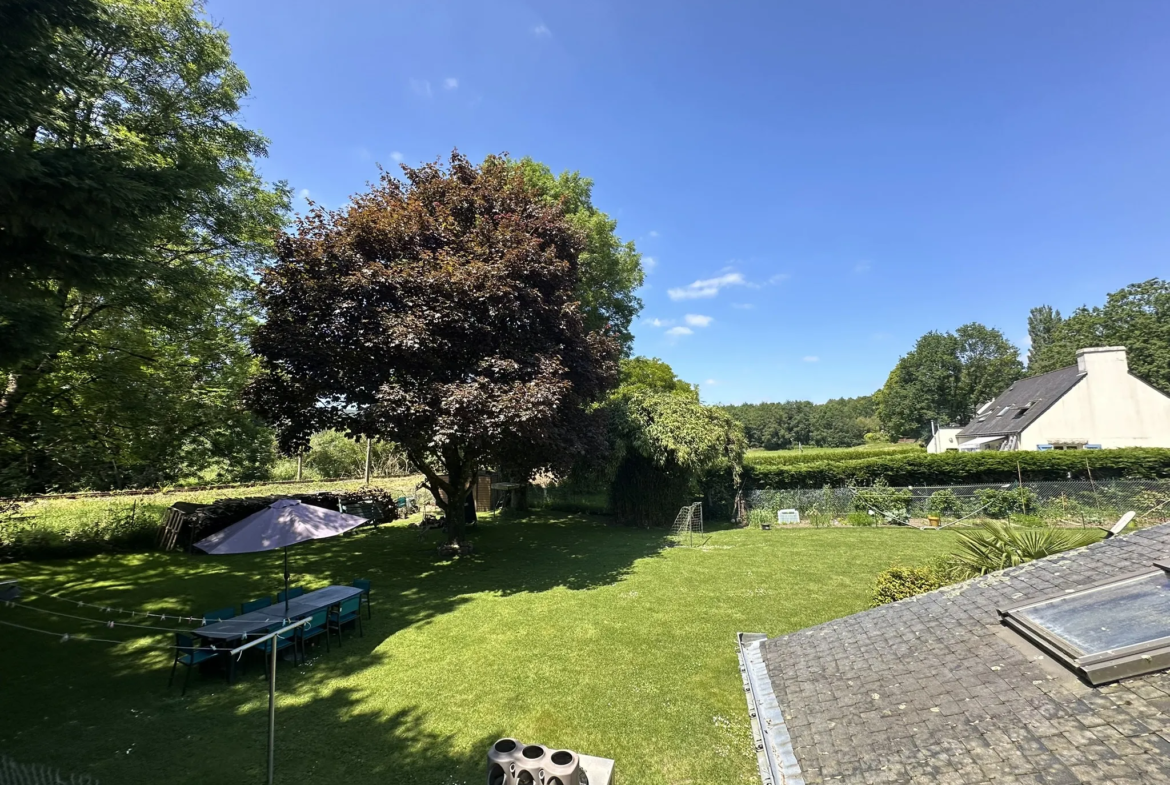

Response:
(229, 619), (309, 785)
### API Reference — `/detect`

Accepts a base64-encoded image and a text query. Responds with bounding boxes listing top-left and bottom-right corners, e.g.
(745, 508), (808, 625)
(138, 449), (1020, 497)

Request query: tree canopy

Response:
(876, 324), (1022, 440)
(1026, 305), (1062, 370)
(721, 396), (878, 450)
(247, 152), (620, 542)
(0, 0), (288, 493)
(1029, 279), (1170, 394)
(617, 356), (698, 397)
(511, 159), (645, 354)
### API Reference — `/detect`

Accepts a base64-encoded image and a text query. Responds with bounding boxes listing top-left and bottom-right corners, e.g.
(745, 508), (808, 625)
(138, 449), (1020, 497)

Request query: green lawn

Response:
(0, 514), (954, 784)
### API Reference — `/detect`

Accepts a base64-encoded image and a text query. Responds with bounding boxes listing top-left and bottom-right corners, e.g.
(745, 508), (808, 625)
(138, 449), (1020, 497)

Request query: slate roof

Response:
(758, 522), (1170, 784)
(958, 366), (1084, 439)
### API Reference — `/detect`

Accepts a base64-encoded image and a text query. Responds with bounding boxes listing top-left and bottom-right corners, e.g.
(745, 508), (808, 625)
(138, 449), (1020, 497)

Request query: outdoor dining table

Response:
(194, 585), (363, 680)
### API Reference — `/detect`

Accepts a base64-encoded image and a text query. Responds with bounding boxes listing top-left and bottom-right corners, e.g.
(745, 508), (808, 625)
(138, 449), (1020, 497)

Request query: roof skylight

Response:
(1000, 565), (1170, 685)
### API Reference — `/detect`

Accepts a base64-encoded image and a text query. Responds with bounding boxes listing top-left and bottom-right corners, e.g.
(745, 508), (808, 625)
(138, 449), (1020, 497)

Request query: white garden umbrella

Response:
(194, 499), (369, 615)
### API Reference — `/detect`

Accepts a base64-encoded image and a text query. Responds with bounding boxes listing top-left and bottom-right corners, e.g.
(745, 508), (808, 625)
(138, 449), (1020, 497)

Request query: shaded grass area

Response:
(0, 514), (954, 784)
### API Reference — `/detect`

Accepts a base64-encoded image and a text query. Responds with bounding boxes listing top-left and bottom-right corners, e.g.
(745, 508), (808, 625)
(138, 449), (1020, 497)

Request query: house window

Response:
(1000, 566), (1170, 685)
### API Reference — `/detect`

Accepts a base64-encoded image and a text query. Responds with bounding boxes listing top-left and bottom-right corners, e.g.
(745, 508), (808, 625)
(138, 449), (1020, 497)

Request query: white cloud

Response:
(732, 303), (754, 310)
(298, 188), (311, 200)
(768, 273), (791, 285)
(533, 23), (552, 37)
(705, 378), (718, 386)
(444, 77), (459, 90)
(649, 230), (659, 238)
(390, 151), (404, 163)
(853, 261), (871, 274)
(643, 256), (657, 271)
(684, 314), (713, 328)
(802, 355), (820, 363)
(666, 326), (693, 336)
(645, 317), (674, 328)
(410, 78), (432, 97)
(667, 272), (747, 300)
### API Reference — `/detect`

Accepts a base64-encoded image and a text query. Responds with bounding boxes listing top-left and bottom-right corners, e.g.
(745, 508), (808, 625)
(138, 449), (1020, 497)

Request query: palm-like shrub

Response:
(946, 521), (1104, 580)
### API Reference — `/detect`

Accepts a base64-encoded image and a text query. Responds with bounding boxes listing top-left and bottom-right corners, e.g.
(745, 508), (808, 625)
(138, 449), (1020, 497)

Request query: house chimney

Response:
(1076, 346), (1128, 376)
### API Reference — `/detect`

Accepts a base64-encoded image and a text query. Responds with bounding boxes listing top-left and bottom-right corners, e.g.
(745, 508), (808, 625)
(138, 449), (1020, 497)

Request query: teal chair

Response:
(295, 610), (329, 661)
(169, 633), (223, 695)
(203, 606), (236, 623)
(276, 587), (304, 604)
(328, 597), (363, 646)
(242, 597), (273, 614)
(257, 623), (297, 671)
(352, 579), (372, 619)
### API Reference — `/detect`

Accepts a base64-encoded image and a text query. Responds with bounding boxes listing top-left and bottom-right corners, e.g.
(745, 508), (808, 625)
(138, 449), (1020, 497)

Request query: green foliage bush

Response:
(846, 511), (876, 526)
(852, 482), (913, 514)
(871, 565), (948, 607)
(926, 489), (964, 515)
(744, 448), (1170, 490)
(0, 507), (157, 562)
(975, 487), (1039, 518)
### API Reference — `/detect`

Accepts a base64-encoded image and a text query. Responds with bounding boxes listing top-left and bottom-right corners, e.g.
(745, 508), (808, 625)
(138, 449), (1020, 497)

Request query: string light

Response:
(4, 598), (265, 634)
(20, 586), (291, 625)
(0, 618), (184, 650)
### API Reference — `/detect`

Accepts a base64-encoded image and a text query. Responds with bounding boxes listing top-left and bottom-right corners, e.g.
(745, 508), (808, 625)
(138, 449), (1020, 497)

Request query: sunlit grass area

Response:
(0, 514), (955, 784)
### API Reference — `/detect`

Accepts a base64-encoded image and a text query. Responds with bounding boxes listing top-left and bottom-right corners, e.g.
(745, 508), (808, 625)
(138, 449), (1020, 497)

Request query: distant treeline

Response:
(719, 396), (879, 450)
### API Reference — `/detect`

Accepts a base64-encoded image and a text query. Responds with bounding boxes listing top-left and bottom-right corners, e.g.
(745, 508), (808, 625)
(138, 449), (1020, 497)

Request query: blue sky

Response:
(211, 0), (1170, 405)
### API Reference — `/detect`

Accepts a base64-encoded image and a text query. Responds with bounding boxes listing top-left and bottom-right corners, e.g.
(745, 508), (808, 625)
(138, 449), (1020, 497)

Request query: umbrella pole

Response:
(283, 547), (290, 618)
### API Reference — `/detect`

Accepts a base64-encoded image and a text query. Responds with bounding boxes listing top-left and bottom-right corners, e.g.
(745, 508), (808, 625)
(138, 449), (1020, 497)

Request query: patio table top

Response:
(194, 585), (362, 641)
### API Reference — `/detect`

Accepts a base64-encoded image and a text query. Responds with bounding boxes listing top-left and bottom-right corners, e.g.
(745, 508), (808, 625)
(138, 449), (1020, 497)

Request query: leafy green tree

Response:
(876, 324), (1022, 440)
(248, 153), (620, 544)
(1029, 279), (1170, 394)
(810, 395), (878, 447)
(1026, 305), (1062, 369)
(721, 396), (876, 450)
(618, 357), (697, 397)
(512, 159), (645, 353)
(0, 0), (288, 493)
(956, 322), (1025, 413)
(876, 332), (963, 440)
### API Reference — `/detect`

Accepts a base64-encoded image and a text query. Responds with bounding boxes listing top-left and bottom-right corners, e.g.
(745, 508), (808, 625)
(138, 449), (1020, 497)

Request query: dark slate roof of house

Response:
(759, 522), (1170, 785)
(957, 366), (1085, 439)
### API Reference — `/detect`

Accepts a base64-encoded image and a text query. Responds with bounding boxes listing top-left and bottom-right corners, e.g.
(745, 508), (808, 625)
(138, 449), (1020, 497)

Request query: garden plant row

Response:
(743, 448), (1170, 490)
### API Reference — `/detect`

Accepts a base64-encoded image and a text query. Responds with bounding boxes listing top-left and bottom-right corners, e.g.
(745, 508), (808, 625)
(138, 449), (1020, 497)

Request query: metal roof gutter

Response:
(737, 632), (805, 785)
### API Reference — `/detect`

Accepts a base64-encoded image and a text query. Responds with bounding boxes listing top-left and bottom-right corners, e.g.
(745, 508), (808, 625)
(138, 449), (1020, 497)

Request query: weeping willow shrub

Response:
(606, 389), (745, 527)
(609, 452), (695, 527)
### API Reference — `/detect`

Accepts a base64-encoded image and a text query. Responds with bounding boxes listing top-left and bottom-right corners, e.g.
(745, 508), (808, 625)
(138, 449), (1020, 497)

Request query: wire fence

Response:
(0, 756), (98, 785)
(744, 479), (1170, 529)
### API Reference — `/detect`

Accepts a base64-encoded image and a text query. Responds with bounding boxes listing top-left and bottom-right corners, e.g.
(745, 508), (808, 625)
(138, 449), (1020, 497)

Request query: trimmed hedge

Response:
(744, 444), (922, 468)
(744, 448), (1170, 490)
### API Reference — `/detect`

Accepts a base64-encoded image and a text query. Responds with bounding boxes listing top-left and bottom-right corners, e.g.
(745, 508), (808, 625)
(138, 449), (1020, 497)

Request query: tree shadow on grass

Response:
(0, 512), (664, 781)
(3, 511), (669, 637)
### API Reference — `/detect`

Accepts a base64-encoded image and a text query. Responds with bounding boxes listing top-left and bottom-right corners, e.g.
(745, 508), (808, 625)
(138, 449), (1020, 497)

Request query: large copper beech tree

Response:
(247, 153), (620, 543)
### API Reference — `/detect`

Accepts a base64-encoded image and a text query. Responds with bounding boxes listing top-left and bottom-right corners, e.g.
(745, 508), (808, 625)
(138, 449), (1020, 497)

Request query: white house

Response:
(926, 426), (962, 453)
(956, 346), (1170, 451)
